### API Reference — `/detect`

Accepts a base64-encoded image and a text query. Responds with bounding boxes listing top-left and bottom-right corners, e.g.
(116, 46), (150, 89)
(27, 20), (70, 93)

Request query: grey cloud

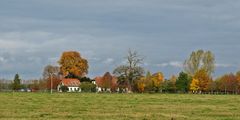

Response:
(0, 0), (240, 79)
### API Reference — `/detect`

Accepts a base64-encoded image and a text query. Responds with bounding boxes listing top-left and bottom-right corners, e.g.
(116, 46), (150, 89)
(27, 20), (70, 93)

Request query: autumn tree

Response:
(216, 73), (238, 94)
(190, 78), (200, 93)
(102, 72), (113, 91)
(58, 51), (88, 78)
(137, 77), (146, 93)
(176, 72), (191, 93)
(151, 72), (164, 92)
(236, 71), (240, 93)
(43, 65), (61, 90)
(12, 74), (21, 91)
(113, 49), (145, 91)
(184, 50), (215, 76)
(144, 71), (153, 91)
(193, 69), (212, 93)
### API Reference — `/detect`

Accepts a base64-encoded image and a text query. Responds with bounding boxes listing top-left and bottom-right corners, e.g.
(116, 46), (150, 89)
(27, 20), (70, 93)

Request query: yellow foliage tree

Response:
(58, 51), (88, 77)
(190, 78), (200, 93)
(152, 72), (164, 88)
(137, 77), (146, 93)
(193, 69), (211, 92)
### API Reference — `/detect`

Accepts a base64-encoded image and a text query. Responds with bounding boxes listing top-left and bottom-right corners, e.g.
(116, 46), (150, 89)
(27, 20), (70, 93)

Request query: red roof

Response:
(61, 78), (80, 87)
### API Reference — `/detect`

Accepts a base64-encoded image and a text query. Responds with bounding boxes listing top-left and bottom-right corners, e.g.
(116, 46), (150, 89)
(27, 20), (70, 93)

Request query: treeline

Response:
(1, 49), (240, 94)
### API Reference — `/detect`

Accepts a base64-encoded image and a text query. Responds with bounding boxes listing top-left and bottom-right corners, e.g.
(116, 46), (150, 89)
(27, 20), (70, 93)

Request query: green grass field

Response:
(0, 93), (239, 120)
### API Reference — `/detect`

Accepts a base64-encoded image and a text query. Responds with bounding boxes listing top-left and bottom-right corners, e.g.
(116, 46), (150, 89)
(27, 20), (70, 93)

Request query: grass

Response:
(0, 93), (240, 120)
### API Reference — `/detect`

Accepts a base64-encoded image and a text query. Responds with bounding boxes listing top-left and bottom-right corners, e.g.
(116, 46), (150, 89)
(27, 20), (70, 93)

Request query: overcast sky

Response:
(0, 0), (240, 80)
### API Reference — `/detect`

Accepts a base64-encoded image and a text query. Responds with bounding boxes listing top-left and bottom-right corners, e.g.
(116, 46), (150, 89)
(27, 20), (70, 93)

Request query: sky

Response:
(0, 0), (240, 80)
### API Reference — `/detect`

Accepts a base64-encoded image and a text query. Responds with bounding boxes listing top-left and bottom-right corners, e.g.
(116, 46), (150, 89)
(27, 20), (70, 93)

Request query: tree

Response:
(163, 75), (177, 93)
(80, 82), (96, 92)
(43, 65), (61, 90)
(102, 72), (113, 91)
(43, 65), (60, 79)
(151, 72), (164, 92)
(137, 77), (146, 93)
(190, 78), (200, 93)
(217, 73), (238, 94)
(58, 51), (88, 78)
(236, 71), (240, 93)
(144, 71), (153, 91)
(12, 74), (21, 91)
(113, 49), (145, 91)
(193, 69), (211, 92)
(95, 72), (117, 92)
(184, 50), (215, 76)
(176, 72), (191, 93)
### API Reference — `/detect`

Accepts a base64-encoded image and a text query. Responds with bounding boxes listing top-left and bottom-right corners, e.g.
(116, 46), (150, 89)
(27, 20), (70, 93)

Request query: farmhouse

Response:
(57, 78), (81, 92)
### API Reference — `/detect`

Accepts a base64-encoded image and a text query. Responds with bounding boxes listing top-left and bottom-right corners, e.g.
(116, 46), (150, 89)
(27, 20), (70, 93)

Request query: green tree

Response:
(12, 74), (21, 91)
(184, 50), (215, 76)
(163, 75), (177, 93)
(176, 72), (191, 93)
(80, 82), (96, 92)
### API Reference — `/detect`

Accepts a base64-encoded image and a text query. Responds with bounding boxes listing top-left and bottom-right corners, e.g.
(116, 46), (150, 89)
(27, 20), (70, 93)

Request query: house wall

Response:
(68, 87), (81, 92)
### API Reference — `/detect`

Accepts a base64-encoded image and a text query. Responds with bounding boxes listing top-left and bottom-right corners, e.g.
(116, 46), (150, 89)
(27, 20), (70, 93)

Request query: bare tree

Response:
(113, 49), (145, 91)
(43, 65), (60, 93)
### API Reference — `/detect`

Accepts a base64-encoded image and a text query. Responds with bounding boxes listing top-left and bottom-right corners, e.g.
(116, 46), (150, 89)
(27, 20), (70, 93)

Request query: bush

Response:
(80, 82), (96, 92)
(60, 86), (68, 92)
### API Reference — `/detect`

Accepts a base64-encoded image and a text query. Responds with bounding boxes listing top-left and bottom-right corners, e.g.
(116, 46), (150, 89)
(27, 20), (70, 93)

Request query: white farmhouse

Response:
(57, 78), (81, 92)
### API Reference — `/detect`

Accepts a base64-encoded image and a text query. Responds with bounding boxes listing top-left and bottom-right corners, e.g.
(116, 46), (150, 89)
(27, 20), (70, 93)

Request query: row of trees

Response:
(2, 49), (240, 94)
(111, 49), (240, 94)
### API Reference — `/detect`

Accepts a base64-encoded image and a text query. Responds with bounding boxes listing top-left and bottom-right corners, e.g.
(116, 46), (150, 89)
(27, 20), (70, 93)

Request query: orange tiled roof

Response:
(61, 78), (80, 87)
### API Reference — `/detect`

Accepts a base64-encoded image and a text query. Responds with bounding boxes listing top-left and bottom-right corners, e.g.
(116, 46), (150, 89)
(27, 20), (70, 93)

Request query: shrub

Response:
(60, 86), (68, 92)
(80, 82), (96, 92)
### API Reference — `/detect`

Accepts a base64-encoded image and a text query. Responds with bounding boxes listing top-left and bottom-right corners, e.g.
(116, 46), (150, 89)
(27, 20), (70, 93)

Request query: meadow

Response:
(0, 93), (239, 120)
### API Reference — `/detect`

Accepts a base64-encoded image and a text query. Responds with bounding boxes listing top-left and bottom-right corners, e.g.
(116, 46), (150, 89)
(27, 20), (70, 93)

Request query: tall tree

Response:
(58, 51), (88, 78)
(102, 72), (113, 90)
(176, 72), (191, 93)
(43, 65), (60, 90)
(113, 49), (145, 91)
(43, 65), (60, 79)
(184, 50), (215, 76)
(12, 74), (21, 91)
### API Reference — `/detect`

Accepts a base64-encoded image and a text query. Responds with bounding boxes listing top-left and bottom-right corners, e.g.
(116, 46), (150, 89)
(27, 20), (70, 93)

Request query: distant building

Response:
(57, 78), (81, 92)
(94, 72), (118, 92)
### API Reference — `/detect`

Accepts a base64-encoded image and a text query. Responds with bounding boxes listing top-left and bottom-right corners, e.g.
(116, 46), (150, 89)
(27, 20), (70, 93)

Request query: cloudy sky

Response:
(0, 0), (240, 79)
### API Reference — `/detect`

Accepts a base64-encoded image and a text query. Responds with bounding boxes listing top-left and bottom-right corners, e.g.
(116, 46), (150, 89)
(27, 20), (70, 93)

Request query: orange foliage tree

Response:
(58, 51), (88, 78)
(217, 73), (238, 93)
(193, 69), (211, 92)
